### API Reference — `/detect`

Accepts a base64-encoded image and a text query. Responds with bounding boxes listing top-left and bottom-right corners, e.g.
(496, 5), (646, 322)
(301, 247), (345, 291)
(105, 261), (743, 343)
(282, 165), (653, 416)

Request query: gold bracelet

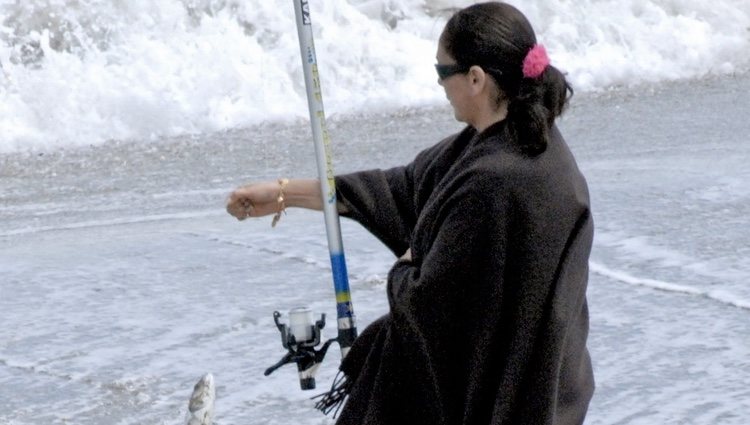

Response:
(271, 178), (290, 227)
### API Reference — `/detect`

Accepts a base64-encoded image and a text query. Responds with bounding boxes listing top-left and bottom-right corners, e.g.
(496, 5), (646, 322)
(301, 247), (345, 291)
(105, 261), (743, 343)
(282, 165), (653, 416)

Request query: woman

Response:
(226, 2), (594, 424)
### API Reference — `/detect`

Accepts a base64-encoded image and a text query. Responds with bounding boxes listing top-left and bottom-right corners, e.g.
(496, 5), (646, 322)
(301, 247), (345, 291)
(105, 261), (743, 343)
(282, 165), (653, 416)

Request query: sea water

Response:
(0, 0), (749, 151)
(2, 73), (750, 423)
(1, 1), (750, 424)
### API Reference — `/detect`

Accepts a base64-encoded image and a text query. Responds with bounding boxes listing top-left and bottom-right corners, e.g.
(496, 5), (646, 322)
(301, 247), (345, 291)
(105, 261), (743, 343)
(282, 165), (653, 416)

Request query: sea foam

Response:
(0, 0), (748, 152)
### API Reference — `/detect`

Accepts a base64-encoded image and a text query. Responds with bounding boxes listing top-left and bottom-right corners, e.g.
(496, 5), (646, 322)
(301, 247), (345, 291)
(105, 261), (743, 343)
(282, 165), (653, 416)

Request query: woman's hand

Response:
(227, 178), (338, 222)
(226, 181), (282, 220)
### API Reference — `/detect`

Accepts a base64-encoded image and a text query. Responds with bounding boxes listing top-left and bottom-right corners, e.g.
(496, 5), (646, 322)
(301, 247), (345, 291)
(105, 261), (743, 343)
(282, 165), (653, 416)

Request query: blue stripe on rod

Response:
(330, 252), (350, 293)
(330, 252), (353, 319)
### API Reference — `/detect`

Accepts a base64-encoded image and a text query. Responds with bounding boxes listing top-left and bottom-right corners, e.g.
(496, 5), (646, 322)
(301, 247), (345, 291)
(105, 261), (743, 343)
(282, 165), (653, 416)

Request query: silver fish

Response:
(185, 373), (216, 425)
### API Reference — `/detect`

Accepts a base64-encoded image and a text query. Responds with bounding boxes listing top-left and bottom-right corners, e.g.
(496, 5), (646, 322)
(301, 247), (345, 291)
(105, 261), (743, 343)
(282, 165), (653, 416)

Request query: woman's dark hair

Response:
(440, 2), (572, 155)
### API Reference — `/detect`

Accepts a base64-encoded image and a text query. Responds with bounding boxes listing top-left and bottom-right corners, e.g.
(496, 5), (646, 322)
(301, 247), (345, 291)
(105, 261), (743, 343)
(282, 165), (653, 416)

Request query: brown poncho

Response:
(329, 120), (594, 424)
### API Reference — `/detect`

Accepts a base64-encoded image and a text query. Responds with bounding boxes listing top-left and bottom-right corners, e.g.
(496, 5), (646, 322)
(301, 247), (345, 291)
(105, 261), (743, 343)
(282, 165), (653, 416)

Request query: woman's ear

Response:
(467, 65), (487, 95)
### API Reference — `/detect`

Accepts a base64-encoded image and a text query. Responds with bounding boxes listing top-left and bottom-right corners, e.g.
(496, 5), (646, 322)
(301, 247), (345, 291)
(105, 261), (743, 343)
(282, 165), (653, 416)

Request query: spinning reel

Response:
(264, 308), (339, 390)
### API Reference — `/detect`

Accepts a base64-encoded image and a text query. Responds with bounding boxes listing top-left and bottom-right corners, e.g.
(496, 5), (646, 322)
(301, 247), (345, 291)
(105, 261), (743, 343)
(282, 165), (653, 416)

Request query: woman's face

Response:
(436, 42), (474, 124)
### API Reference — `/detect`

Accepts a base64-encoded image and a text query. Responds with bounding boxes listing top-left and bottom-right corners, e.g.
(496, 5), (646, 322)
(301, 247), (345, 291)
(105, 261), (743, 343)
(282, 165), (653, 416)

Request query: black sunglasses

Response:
(435, 63), (471, 80)
(435, 63), (503, 81)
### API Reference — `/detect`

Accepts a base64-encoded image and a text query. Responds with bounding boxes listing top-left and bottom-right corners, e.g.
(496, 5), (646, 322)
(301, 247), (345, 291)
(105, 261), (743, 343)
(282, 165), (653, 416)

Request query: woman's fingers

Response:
(226, 180), (291, 220)
(225, 187), (251, 218)
(226, 197), (249, 220)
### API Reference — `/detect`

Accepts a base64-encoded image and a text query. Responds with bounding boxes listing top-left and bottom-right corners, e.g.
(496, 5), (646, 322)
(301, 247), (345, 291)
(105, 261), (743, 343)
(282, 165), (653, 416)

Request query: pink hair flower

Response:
(522, 44), (550, 79)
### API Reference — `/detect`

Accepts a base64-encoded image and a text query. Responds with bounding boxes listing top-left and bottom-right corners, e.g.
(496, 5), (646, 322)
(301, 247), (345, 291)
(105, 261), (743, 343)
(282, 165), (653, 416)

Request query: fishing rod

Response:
(263, 0), (357, 391)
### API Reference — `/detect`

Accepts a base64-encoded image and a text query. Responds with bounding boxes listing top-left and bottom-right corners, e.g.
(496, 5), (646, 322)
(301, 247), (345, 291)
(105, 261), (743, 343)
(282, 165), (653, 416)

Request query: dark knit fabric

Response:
(332, 120), (594, 425)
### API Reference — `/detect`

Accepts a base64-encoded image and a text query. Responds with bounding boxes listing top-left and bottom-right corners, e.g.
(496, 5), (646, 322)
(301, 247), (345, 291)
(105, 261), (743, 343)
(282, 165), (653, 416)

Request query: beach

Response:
(1, 72), (749, 424)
